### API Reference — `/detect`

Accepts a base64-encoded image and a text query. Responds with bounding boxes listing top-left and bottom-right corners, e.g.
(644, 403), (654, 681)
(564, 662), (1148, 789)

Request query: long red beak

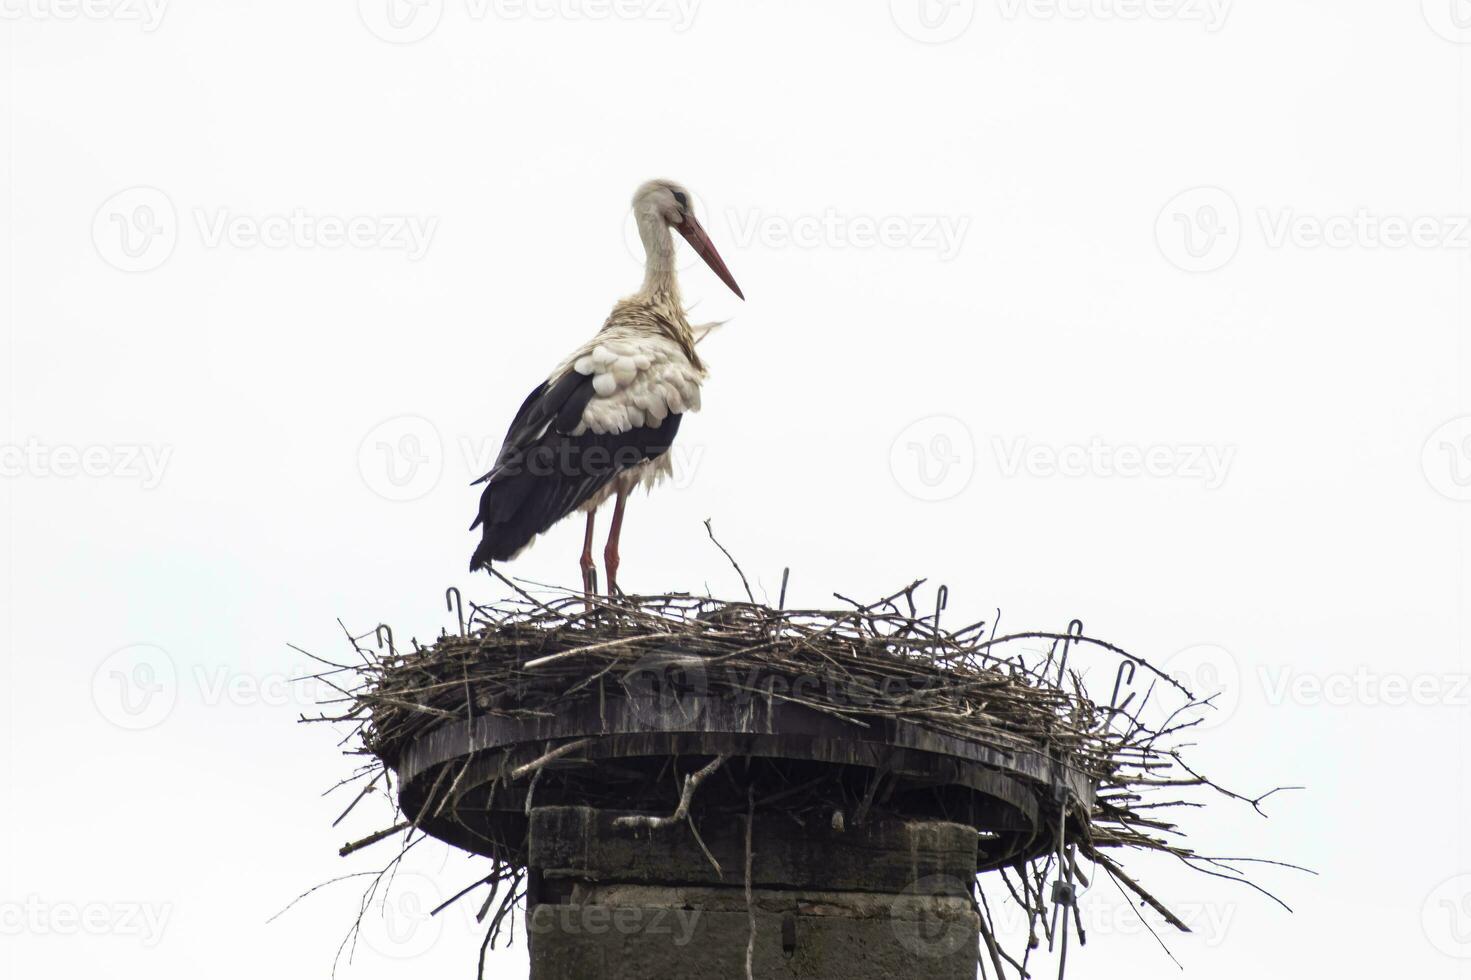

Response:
(675, 212), (744, 300)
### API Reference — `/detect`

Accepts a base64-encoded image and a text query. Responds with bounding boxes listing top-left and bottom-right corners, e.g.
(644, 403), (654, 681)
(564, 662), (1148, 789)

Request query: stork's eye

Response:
(672, 190), (688, 208)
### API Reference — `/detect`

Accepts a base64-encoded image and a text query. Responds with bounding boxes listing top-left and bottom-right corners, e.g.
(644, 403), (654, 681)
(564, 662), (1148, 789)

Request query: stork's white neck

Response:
(636, 210), (682, 305)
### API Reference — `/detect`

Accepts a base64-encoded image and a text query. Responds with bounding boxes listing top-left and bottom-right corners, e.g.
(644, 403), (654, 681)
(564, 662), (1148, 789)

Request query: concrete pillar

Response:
(526, 806), (980, 980)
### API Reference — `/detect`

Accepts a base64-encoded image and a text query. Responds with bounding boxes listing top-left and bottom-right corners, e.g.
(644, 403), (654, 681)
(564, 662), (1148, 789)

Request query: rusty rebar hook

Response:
(934, 585), (949, 633)
(445, 586), (465, 636)
(375, 624), (395, 655)
(1056, 618), (1083, 686)
(1109, 659), (1137, 715)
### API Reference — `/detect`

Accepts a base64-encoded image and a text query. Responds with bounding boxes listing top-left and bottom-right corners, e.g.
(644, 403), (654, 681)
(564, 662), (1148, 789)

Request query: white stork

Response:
(469, 179), (744, 593)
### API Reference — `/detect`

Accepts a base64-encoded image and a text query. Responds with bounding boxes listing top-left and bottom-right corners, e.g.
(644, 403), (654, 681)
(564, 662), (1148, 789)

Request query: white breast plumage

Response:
(558, 327), (705, 437)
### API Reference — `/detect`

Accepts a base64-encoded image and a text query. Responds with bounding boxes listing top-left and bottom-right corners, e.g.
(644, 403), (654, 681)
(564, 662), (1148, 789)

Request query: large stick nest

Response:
(301, 575), (1299, 978)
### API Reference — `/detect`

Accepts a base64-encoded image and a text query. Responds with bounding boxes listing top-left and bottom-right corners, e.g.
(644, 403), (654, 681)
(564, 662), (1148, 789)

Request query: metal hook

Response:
(445, 586), (465, 636)
(778, 567), (790, 610)
(375, 624), (395, 655)
(934, 585), (949, 633)
(1057, 618), (1083, 685)
(1109, 660), (1137, 715)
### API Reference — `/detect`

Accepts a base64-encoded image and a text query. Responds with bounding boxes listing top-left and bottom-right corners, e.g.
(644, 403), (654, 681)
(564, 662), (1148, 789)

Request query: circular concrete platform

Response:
(393, 677), (1096, 871)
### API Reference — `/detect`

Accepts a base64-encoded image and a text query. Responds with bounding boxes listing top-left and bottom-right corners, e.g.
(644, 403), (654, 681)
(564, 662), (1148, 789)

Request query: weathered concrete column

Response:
(526, 806), (980, 980)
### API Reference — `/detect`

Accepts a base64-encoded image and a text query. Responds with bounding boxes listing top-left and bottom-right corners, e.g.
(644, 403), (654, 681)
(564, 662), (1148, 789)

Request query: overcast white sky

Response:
(3, 1), (1470, 977)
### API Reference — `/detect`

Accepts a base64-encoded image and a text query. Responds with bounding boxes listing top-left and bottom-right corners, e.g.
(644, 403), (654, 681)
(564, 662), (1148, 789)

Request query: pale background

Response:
(3, 1), (1470, 977)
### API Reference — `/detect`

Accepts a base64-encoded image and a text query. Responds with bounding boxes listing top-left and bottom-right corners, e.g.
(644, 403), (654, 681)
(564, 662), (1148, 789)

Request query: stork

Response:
(469, 179), (744, 594)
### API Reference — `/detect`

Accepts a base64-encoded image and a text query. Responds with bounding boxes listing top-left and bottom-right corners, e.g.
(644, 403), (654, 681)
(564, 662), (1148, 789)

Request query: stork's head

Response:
(632, 179), (744, 300)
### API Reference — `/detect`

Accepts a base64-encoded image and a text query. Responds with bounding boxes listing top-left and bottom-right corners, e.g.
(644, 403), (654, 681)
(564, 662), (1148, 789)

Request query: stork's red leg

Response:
(580, 509), (598, 595)
(604, 487), (629, 596)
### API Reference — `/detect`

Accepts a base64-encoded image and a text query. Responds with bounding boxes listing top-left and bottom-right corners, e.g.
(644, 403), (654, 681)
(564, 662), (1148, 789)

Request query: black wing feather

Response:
(472, 369), (594, 488)
(469, 372), (683, 570)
